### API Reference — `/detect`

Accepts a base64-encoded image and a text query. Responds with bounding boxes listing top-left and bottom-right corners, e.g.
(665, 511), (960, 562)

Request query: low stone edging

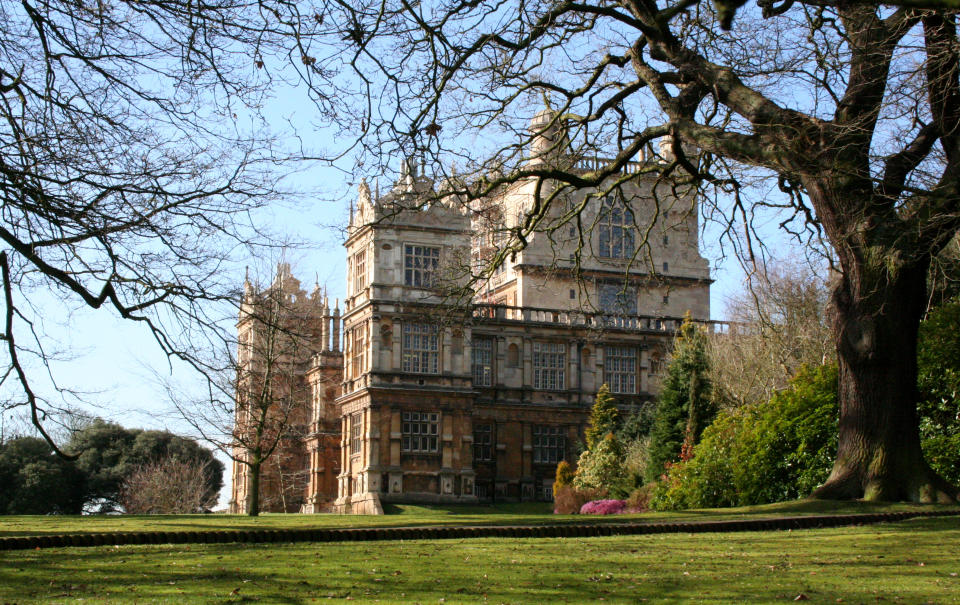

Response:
(1, 510), (957, 552)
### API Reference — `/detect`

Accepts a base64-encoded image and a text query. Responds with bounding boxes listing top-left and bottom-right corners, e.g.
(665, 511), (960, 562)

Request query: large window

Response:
(605, 345), (638, 394)
(473, 423), (493, 462)
(533, 425), (565, 465)
(533, 342), (566, 390)
(404, 245), (440, 287)
(598, 283), (638, 316)
(598, 195), (636, 259)
(350, 413), (362, 456)
(472, 337), (493, 386)
(402, 323), (439, 374)
(402, 411), (439, 453)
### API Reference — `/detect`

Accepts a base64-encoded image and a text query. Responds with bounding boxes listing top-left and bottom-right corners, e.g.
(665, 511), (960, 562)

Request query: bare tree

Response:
(308, 0), (960, 501)
(172, 264), (327, 516)
(710, 261), (834, 409)
(121, 458), (217, 514)
(0, 0), (338, 452)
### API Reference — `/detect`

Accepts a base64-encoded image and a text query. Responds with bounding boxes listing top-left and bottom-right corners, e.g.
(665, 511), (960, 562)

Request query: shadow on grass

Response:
(2, 499), (956, 538)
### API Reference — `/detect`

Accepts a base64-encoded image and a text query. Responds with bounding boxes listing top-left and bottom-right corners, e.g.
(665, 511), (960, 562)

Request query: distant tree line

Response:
(0, 419), (222, 515)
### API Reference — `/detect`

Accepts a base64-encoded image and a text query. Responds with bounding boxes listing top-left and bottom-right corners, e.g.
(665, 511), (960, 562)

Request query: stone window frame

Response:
(473, 422), (494, 462)
(532, 425), (565, 465)
(401, 411), (440, 454)
(401, 323), (440, 374)
(597, 194), (636, 259)
(471, 336), (494, 387)
(598, 281), (638, 316)
(404, 244), (440, 287)
(350, 412), (362, 456)
(350, 323), (367, 379)
(532, 341), (566, 390)
(604, 345), (638, 394)
(350, 249), (367, 294)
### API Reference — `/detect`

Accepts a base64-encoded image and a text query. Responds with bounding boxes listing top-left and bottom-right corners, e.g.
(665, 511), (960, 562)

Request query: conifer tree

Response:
(585, 384), (620, 452)
(646, 317), (714, 483)
(554, 460), (575, 497)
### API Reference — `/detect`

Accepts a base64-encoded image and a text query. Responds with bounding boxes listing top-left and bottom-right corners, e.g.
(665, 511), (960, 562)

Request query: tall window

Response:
(404, 245), (440, 287)
(472, 337), (493, 386)
(473, 423), (493, 462)
(597, 195), (636, 259)
(402, 323), (439, 374)
(605, 346), (638, 394)
(402, 411), (439, 453)
(533, 342), (566, 390)
(350, 413), (362, 456)
(350, 324), (367, 378)
(351, 249), (367, 294)
(533, 425), (565, 464)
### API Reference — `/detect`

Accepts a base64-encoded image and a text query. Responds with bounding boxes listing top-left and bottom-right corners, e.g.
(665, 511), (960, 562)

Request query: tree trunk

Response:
(813, 254), (958, 502)
(246, 461), (261, 516)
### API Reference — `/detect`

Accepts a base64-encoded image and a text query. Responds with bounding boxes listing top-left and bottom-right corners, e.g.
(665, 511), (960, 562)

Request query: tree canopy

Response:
(0, 436), (85, 514)
(66, 420), (223, 513)
(0, 0), (334, 448)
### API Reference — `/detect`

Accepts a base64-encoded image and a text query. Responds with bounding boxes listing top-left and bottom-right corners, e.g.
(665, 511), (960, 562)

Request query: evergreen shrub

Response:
(917, 300), (960, 485)
(573, 433), (633, 498)
(651, 364), (838, 510)
(554, 460), (575, 496)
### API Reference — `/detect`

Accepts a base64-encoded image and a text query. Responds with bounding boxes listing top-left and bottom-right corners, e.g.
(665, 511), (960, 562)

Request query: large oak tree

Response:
(315, 0), (960, 501)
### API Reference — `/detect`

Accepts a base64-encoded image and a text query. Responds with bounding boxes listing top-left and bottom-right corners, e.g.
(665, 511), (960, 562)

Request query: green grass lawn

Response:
(1, 515), (958, 603)
(1, 499), (953, 537)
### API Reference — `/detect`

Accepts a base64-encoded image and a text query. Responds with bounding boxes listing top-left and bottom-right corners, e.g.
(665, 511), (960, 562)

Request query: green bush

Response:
(625, 484), (655, 512)
(917, 300), (960, 485)
(573, 433), (633, 498)
(651, 364), (838, 510)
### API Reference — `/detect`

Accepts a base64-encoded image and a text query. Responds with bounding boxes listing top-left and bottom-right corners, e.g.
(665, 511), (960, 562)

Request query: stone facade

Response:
(232, 113), (713, 513)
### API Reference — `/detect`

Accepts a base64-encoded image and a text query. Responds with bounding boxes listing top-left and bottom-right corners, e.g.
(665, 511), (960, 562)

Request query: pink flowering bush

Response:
(579, 499), (626, 515)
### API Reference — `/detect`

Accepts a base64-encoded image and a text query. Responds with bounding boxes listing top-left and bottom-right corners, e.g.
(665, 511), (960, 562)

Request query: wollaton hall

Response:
(230, 111), (713, 514)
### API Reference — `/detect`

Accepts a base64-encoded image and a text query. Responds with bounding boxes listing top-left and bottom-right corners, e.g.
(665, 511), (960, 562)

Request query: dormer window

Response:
(404, 245), (440, 287)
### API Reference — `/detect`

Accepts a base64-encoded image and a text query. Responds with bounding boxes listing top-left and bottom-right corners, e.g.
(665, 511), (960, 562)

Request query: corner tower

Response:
(335, 162), (475, 514)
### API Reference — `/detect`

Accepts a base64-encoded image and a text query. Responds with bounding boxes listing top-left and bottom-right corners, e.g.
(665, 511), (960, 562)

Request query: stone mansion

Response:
(230, 113), (712, 514)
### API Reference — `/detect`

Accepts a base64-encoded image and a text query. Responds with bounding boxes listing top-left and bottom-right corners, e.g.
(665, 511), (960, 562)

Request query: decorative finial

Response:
(359, 179), (371, 206)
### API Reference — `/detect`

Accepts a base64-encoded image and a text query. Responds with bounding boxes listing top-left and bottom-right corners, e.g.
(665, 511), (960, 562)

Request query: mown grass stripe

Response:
(1, 509), (957, 551)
